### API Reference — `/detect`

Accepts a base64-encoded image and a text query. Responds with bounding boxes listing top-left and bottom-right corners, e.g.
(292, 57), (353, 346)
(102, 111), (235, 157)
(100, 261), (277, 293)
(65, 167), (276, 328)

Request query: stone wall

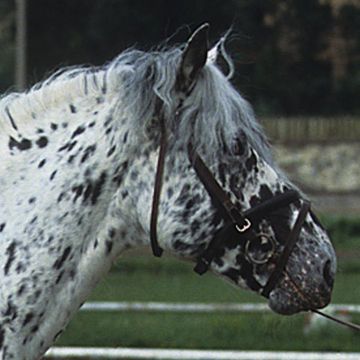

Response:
(273, 143), (360, 193)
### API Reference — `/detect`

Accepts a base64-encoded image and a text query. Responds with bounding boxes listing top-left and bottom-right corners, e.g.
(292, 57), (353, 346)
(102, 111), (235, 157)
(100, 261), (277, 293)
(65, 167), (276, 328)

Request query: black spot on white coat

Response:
(8, 137), (32, 151)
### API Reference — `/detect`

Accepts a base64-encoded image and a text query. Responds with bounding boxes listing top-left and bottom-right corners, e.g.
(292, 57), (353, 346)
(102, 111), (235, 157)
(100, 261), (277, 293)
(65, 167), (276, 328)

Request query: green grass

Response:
(322, 214), (360, 251)
(85, 256), (261, 304)
(55, 215), (360, 352)
(56, 311), (360, 351)
(322, 214), (360, 275)
(55, 251), (360, 352)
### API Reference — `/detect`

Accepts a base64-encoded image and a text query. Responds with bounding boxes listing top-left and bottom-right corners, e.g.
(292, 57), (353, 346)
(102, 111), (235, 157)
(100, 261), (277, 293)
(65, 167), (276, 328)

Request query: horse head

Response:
(133, 24), (337, 315)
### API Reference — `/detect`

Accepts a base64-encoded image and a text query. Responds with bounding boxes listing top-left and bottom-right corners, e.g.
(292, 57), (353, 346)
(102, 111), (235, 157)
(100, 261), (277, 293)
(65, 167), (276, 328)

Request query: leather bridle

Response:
(147, 106), (360, 332)
(187, 142), (310, 298)
(149, 109), (310, 299)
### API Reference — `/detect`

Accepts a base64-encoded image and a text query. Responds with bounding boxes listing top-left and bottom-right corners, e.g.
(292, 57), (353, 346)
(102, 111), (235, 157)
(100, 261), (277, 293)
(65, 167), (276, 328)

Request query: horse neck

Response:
(0, 84), (148, 285)
(0, 88), (151, 357)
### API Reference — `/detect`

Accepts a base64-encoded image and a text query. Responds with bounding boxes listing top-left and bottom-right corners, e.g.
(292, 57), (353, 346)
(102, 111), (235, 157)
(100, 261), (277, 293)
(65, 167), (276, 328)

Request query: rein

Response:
(149, 111), (360, 333)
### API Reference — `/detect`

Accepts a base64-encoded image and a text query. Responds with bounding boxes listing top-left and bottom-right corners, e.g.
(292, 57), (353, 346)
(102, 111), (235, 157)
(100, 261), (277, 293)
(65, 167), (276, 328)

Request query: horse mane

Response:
(0, 43), (274, 166)
(0, 65), (110, 137)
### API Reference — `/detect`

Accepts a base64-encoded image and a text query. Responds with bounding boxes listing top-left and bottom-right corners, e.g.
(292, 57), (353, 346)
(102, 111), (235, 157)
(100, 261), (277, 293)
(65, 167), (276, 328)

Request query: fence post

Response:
(15, 0), (27, 91)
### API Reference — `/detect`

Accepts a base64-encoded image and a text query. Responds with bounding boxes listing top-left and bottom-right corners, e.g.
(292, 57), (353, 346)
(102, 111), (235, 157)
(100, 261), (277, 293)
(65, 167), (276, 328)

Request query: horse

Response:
(0, 24), (336, 359)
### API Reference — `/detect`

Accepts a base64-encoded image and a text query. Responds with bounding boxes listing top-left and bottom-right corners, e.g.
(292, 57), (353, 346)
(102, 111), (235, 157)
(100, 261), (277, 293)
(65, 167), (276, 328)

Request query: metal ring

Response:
(245, 233), (276, 265)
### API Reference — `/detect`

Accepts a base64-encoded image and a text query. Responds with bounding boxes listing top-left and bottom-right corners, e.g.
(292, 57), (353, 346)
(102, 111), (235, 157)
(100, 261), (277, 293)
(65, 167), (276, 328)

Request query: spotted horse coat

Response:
(0, 24), (336, 359)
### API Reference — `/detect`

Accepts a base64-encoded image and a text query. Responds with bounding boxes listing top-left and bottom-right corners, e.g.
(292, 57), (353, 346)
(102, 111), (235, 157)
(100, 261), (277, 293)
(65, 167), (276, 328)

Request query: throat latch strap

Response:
(150, 117), (167, 257)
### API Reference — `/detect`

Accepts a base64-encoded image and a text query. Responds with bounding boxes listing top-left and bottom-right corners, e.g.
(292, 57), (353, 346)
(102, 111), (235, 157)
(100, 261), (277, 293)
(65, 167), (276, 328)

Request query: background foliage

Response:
(0, 0), (359, 115)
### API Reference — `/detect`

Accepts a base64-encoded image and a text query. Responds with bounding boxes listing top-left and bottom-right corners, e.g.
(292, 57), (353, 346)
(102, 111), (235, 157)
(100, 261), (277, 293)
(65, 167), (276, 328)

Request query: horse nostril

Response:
(323, 260), (334, 288)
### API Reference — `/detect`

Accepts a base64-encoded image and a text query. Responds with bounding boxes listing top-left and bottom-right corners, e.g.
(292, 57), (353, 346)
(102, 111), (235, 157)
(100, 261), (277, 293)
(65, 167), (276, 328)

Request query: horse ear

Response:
(207, 43), (219, 65)
(177, 23), (209, 92)
(206, 29), (234, 79)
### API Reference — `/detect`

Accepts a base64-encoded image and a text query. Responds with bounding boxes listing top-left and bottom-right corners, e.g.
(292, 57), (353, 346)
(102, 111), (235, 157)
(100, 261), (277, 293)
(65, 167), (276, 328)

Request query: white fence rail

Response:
(45, 347), (360, 359)
(79, 301), (360, 314)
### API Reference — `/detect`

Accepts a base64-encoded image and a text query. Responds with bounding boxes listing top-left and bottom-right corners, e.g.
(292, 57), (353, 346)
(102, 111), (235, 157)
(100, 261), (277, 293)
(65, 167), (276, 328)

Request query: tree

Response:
(1, 0), (358, 114)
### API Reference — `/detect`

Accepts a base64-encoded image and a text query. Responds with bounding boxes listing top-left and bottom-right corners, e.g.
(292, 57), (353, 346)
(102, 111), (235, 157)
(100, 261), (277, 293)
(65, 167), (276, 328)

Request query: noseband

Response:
(150, 112), (310, 298)
(187, 147), (310, 298)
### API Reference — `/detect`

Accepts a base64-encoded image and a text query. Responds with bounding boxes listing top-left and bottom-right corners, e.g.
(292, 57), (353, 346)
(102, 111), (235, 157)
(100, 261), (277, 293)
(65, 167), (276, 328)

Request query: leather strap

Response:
(188, 143), (249, 227)
(188, 143), (302, 277)
(150, 115), (167, 257)
(193, 193), (301, 276)
(261, 200), (311, 297)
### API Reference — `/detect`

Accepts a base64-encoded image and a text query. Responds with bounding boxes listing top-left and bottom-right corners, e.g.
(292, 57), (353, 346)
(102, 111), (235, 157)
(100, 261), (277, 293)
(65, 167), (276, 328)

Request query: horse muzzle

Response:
(267, 243), (336, 315)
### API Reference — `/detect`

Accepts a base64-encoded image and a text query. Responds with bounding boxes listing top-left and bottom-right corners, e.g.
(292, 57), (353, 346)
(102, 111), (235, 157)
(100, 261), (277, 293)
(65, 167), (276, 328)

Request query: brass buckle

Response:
(235, 218), (251, 233)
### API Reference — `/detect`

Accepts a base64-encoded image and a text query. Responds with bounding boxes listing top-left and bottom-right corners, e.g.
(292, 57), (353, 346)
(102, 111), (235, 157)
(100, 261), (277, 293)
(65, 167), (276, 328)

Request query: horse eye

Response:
(245, 233), (276, 264)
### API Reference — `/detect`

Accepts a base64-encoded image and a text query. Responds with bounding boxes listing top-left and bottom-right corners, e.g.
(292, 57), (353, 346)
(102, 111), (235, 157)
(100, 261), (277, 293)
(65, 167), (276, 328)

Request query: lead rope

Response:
(312, 309), (360, 332)
(285, 270), (360, 332)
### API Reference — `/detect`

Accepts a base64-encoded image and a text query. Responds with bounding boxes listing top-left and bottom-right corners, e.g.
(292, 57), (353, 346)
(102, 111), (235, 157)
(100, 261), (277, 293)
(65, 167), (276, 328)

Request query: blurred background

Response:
(1, 0), (360, 115)
(1, 0), (359, 358)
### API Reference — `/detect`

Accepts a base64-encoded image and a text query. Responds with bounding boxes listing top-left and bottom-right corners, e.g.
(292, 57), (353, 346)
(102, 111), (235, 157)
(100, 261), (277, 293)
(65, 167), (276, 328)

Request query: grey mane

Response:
(112, 46), (275, 165)
(0, 42), (274, 166)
